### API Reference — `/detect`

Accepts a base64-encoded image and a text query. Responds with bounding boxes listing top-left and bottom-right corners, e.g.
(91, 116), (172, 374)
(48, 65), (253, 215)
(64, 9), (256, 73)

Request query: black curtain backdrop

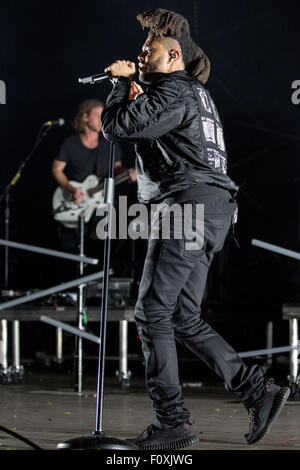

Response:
(0, 0), (299, 309)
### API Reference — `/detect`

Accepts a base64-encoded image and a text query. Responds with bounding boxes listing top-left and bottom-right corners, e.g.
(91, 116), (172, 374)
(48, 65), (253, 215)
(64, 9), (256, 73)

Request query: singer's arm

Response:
(101, 75), (184, 142)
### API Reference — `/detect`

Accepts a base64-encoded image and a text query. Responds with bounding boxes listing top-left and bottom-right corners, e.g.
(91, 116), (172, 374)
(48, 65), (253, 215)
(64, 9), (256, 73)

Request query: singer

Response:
(101, 8), (290, 450)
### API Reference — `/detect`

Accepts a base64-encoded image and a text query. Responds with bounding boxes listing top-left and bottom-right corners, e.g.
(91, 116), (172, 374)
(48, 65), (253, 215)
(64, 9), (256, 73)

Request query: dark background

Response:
(0, 0), (299, 371)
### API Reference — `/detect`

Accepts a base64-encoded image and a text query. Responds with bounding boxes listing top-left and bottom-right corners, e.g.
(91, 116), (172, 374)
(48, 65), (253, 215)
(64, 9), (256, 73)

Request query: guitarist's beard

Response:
(86, 121), (102, 133)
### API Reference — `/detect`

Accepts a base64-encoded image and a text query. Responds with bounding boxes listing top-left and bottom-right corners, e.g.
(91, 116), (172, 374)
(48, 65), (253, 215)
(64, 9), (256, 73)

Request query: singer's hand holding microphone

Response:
(104, 60), (136, 79)
(105, 60), (144, 100)
(79, 59), (137, 85)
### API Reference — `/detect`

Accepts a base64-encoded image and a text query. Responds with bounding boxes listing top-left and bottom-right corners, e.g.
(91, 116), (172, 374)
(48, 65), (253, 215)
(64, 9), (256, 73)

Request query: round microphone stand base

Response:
(57, 432), (139, 450)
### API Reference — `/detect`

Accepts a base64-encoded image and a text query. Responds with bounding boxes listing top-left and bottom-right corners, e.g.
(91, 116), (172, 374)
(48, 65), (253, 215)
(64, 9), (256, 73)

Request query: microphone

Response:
(78, 72), (110, 85)
(45, 118), (65, 127)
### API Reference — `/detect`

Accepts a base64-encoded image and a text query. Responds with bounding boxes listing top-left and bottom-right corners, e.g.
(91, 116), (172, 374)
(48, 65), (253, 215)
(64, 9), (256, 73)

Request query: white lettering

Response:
(95, 198), (205, 250)
(0, 80), (6, 104)
(150, 454), (193, 465)
(184, 203), (204, 251)
(106, 454), (141, 467)
(128, 203), (149, 239)
(95, 205), (116, 239)
(118, 195), (128, 239)
(291, 80), (300, 105)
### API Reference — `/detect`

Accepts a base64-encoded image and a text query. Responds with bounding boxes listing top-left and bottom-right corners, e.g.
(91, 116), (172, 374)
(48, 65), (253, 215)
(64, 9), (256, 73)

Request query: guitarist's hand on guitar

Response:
(53, 172), (131, 227)
(71, 187), (85, 205)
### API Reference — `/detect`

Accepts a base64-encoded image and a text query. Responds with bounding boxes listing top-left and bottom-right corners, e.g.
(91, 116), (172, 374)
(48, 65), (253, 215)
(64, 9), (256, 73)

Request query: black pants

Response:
(134, 196), (265, 429)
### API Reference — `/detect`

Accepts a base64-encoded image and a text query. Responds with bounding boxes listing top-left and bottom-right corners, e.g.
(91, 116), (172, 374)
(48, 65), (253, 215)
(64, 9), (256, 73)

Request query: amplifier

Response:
(86, 277), (132, 299)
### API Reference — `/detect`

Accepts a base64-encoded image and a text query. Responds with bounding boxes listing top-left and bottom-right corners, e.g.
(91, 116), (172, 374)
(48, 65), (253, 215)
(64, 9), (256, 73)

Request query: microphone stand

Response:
(0, 123), (54, 290)
(57, 138), (138, 450)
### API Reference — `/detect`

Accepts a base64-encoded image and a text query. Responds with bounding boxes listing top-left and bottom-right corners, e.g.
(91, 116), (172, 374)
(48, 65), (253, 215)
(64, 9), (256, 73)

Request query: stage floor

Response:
(0, 371), (299, 451)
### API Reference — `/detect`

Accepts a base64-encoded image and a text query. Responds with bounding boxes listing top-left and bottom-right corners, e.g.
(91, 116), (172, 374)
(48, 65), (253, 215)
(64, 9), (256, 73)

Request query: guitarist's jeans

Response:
(134, 197), (265, 429)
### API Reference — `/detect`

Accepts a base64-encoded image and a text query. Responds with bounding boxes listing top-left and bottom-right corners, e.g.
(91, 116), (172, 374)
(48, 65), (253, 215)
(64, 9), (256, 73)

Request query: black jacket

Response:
(101, 70), (238, 203)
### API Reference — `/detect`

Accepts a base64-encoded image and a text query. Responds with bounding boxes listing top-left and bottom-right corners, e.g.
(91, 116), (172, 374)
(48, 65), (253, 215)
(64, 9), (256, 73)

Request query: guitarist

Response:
(52, 98), (136, 255)
(52, 99), (123, 206)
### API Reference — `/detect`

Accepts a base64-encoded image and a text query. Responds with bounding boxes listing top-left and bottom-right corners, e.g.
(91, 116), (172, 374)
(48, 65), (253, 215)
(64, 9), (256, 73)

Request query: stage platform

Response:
(0, 371), (299, 451)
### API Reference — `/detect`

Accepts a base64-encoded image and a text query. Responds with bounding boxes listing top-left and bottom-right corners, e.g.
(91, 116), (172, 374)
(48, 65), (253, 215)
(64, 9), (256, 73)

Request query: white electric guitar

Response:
(52, 170), (130, 229)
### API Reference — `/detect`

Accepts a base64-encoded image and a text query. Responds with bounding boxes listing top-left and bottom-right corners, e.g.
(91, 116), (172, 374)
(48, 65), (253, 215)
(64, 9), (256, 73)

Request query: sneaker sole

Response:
(246, 386), (290, 445)
(136, 434), (199, 451)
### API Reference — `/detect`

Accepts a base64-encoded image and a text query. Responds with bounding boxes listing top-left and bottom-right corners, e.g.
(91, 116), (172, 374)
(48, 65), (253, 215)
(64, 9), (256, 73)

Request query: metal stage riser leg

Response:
(0, 319), (8, 371)
(266, 321), (273, 368)
(289, 318), (299, 384)
(119, 320), (128, 377)
(78, 336), (83, 395)
(12, 320), (20, 371)
(56, 327), (63, 364)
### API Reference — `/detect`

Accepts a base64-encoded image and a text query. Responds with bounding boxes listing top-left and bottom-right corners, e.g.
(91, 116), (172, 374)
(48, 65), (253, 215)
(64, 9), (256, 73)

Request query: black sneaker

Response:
(127, 419), (198, 450)
(245, 378), (290, 445)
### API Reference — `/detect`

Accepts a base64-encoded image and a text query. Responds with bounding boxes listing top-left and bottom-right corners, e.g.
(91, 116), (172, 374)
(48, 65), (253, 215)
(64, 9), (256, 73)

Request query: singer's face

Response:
(138, 36), (169, 84)
(84, 106), (103, 133)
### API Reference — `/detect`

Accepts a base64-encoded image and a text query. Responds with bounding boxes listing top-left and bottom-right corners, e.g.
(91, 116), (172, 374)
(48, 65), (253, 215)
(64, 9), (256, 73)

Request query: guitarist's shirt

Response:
(57, 133), (120, 182)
